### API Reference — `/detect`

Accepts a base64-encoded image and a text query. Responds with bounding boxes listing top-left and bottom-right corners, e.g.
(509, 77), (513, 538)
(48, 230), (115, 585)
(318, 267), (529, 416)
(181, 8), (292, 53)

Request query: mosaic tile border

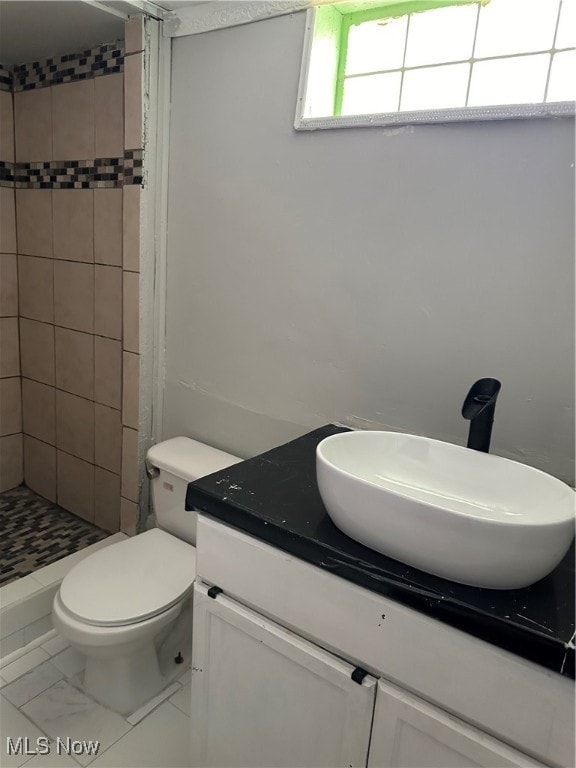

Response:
(0, 151), (143, 189)
(11, 41), (124, 92)
(0, 64), (12, 92)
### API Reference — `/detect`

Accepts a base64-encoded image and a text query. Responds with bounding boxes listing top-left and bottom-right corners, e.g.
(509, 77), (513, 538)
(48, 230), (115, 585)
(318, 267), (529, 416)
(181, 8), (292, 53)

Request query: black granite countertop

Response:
(186, 424), (575, 679)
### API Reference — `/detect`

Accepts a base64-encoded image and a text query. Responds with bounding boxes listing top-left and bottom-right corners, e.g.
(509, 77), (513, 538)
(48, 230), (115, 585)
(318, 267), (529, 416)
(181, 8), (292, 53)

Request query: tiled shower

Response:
(0, 17), (146, 538)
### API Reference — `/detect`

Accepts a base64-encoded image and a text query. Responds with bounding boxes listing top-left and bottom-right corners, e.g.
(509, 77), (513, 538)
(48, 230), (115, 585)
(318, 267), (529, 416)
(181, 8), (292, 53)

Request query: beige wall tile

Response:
(53, 189), (94, 263)
(54, 327), (94, 399)
(57, 450), (94, 522)
(0, 253), (18, 317)
(0, 434), (23, 492)
(95, 403), (121, 474)
(15, 190), (52, 258)
(56, 390), (94, 462)
(23, 435), (56, 502)
(121, 426), (138, 501)
(22, 378), (55, 444)
(94, 336), (121, 410)
(20, 318), (55, 385)
(14, 87), (52, 162)
(0, 378), (22, 436)
(0, 317), (20, 378)
(95, 467), (121, 532)
(52, 80), (95, 161)
(120, 496), (138, 536)
(95, 73), (124, 158)
(0, 188), (17, 254)
(0, 91), (15, 163)
(122, 352), (139, 428)
(95, 265), (122, 340)
(94, 188), (122, 266)
(125, 16), (144, 55)
(124, 53), (142, 151)
(54, 260), (94, 333)
(18, 254), (54, 323)
(122, 270), (139, 353)
(122, 185), (140, 272)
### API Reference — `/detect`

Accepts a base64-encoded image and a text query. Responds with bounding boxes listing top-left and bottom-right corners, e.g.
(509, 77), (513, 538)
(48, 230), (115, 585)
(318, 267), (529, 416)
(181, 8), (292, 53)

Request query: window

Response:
(295, 0), (575, 130)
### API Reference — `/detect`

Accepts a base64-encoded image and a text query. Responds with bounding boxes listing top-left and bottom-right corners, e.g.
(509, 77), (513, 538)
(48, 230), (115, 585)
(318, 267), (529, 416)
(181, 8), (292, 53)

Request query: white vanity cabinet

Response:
(190, 581), (377, 767)
(192, 516), (574, 768)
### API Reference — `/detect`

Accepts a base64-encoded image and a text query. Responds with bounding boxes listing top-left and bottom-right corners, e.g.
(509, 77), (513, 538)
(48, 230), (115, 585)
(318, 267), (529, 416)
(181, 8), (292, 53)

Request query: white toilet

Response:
(52, 437), (241, 714)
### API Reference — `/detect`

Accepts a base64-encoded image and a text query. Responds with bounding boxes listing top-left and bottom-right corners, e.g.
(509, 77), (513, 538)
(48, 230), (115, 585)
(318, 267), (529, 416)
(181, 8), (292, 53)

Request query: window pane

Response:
(474, 0), (560, 58)
(404, 5), (478, 67)
(546, 50), (576, 101)
(555, 0), (576, 49)
(345, 16), (408, 76)
(341, 72), (402, 115)
(400, 64), (470, 111)
(468, 54), (550, 106)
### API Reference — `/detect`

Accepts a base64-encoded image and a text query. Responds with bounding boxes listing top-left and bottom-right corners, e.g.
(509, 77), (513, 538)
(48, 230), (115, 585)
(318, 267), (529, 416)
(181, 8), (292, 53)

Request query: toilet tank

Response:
(146, 437), (242, 545)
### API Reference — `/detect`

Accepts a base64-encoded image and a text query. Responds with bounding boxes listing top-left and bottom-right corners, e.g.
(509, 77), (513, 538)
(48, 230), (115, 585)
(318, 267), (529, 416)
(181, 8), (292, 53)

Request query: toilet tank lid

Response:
(147, 437), (242, 482)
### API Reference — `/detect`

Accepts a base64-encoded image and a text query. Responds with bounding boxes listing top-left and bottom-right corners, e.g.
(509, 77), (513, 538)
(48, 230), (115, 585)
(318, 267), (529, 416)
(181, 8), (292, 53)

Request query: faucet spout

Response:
(462, 378), (501, 452)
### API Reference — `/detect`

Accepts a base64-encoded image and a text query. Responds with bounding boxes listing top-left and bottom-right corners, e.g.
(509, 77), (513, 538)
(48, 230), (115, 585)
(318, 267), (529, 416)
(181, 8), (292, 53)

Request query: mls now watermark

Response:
(7, 736), (101, 757)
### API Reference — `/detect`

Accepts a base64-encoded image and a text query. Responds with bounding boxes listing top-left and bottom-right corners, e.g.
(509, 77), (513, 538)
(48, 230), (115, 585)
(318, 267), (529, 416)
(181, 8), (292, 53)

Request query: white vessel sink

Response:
(316, 431), (575, 589)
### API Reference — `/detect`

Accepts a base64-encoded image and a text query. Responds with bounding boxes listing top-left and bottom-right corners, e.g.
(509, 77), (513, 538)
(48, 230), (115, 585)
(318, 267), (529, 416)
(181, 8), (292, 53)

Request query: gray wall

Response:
(165, 11), (575, 484)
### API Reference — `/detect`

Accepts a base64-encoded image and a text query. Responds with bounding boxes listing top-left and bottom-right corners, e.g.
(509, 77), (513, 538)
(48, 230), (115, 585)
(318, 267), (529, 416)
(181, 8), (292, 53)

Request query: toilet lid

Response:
(59, 529), (196, 626)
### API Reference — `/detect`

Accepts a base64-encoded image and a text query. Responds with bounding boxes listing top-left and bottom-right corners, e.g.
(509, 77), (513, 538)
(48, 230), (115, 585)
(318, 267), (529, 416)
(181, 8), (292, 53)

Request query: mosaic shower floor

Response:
(0, 486), (109, 587)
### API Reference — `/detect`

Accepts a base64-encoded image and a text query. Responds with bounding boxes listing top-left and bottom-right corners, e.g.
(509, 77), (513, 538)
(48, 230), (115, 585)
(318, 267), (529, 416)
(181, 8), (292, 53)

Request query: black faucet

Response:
(462, 378), (501, 453)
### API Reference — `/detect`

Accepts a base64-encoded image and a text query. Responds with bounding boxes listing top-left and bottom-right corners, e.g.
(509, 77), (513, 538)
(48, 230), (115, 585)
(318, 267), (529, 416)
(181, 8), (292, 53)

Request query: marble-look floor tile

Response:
(20, 746), (79, 767)
(177, 668), (191, 687)
(50, 648), (85, 679)
(91, 701), (189, 767)
(1, 648), (50, 682)
(126, 682), (180, 726)
(2, 660), (63, 708)
(41, 635), (70, 658)
(21, 681), (131, 767)
(0, 696), (45, 768)
(168, 681), (190, 717)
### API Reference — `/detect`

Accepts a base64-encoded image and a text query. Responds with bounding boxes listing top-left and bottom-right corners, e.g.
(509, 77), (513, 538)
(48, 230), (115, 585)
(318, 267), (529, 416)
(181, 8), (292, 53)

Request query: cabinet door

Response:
(190, 581), (377, 768)
(368, 679), (544, 768)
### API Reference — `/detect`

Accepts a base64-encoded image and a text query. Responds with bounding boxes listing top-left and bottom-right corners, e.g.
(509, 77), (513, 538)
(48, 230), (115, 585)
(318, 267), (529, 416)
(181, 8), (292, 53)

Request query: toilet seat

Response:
(59, 529), (196, 627)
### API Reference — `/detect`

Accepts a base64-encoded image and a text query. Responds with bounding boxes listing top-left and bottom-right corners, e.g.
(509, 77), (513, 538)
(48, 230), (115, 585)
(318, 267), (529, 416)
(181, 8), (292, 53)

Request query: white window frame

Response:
(294, 6), (576, 131)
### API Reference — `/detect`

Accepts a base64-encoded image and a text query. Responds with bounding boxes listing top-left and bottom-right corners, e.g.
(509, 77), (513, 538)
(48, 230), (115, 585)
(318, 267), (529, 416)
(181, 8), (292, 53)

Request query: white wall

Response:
(164, 11), (575, 484)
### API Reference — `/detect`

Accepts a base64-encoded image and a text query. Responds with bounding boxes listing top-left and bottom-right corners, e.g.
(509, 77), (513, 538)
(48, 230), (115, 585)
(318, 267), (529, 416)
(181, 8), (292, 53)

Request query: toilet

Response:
(52, 437), (241, 714)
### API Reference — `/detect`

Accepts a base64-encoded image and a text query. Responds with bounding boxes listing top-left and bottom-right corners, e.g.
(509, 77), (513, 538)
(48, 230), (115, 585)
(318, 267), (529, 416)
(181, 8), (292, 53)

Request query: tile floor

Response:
(0, 634), (191, 768)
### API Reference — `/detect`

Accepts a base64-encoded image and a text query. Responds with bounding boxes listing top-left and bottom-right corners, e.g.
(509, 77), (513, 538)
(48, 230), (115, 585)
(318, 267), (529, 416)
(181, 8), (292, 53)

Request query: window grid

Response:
(338, 0), (574, 115)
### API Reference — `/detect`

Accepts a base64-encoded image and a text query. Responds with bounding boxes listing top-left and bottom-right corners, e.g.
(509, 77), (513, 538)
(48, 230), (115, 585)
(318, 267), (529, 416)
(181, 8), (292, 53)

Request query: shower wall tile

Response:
(18, 254), (54, 323)
(0, 377), (22, 436)
(122, 184), (140, 271)
(94, 336), (121, 409)
(53, 190), (94, 263)
(120, 496), (138, 536)
(52, 80), (95, 162)
(124, 53), (142, 151)
(0, 188), (16, 253)
(23, 435), (57, 502)
(95, 265), (122, 340)
(15, 189), (53, 258)
(95, 73), (124, 159)
(14, 87), (52, 162)
(0, 317), (20, 378)
(22, 378), (55, 445)
(125, 16), (144, 55)
(56, 390), (94, 463)
(122, 351), (139, 429)
(54, 327), (94, 399)
(0, 253), (18, 316)
(0, 434), (23, 492)
(0, 91), (14, 162)
(57, 450), (95, 523)
(121, 426), (138, 502)
(123, 270), (139, 353)
(19, 318), (55, 385)
(94, 188), (123, 266)
(54, 260), (94, 333)
(95, 467), (121, 532)
(95, 404), (122, 474)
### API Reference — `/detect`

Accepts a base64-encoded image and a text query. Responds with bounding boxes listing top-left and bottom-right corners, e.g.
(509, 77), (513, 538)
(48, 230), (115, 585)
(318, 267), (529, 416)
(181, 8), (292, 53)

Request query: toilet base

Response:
(83, 642), (164, 715)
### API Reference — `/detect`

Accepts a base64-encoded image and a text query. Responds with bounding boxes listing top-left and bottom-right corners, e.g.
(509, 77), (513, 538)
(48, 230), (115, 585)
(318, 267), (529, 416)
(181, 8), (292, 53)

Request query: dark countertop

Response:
(186, 424), (575, 679)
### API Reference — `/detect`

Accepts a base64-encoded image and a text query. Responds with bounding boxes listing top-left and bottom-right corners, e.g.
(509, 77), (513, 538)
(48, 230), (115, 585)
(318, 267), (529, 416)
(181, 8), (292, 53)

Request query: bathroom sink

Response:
(316, 431), (575, 589)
